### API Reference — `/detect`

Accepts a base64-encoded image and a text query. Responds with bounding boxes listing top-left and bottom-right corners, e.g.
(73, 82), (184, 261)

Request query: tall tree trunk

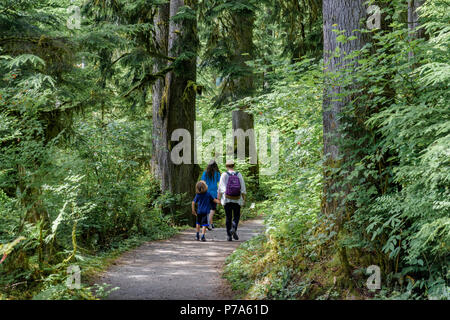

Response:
(263, 7), (274, 91)
(322, 0), (368, 275)
(152, 2), (170, 183)
(230, 8), (259, 189)
(322, 0), (368, 215)
(408, 0), (425, 61)
(408, 0), (425, 37)
(153, 0), (200, 225)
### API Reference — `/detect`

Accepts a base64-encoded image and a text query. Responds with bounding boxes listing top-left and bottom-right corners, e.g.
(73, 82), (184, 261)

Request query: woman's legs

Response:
(209, 210), (215, 227)
(232, 205), (241, 230)
(224, 203), (232, 238)
(230, 204), (241, 240)
(225, 203), (241, 239)
(206, 213), (211, 230)
(209, 200), (217, 229)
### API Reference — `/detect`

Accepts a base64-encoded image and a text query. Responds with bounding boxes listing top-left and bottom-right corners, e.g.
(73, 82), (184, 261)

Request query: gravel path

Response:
(96, 217), (264, 300)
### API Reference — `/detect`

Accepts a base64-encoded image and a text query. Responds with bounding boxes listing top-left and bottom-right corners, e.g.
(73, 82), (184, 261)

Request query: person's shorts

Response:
(211, 201), (217, 211)
(196, 213), (209, 226)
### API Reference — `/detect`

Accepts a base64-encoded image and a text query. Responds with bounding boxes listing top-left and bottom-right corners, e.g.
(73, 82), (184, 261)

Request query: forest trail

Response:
(95, 217), (264, 300)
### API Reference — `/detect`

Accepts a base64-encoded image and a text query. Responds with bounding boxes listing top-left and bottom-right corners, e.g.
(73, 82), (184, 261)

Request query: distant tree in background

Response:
(200, 0), (261, 189)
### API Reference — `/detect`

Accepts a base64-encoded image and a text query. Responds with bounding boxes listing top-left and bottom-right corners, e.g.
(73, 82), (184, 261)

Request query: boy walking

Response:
(217, 160), (246, 241)
(192, 181), (221, 241)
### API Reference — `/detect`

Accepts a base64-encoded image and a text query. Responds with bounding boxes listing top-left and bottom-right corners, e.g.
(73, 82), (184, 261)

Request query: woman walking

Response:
(201, 160), (221, 229)
(218, 160), (246, 241)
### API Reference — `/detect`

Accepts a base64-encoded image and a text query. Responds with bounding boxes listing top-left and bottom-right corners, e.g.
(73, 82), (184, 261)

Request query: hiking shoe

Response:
(230, 226), (239, 240)
(207, 225), (212, 231)
(211, 224), (215, 229)
(227, 236), (232, 241)
(201, 235), (206, 242)
(196, 233), (200, 241)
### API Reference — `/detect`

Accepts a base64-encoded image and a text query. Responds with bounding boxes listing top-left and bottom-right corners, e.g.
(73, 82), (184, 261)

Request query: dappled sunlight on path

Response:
(96, 218), (264, 300)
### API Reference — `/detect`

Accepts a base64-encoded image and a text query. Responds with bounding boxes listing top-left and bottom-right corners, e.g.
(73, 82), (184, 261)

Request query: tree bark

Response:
(408, 0), (425, 38)
(263, 7), (274, 91)
(152, 2), (170, 183)
(408, 0), (425, 61)
(152, 0), (200, 225)
(322, 0), (368, 166)
(322, 0), (369, 275)
(322, 0), (368, 211)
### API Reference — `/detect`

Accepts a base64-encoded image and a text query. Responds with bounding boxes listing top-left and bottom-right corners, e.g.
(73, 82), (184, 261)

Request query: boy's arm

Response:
(191, 201), (197, 215)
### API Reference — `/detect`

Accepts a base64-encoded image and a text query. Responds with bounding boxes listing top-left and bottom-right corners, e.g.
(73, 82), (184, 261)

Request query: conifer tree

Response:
(322, 0), (369, 275)
(156, 0), (201, 224)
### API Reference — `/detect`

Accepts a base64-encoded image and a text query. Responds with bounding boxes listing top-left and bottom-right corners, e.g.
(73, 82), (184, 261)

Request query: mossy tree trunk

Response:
(152, 0), (200, 225)
(152, 2), (170, 184)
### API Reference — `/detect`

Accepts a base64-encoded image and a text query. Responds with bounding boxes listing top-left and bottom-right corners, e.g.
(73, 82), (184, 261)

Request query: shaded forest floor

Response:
(93, 217), (264, 299)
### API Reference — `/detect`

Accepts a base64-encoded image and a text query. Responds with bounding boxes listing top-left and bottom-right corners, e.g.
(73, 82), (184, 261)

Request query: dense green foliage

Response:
(225, 0), (449, 300)
(223, 62), (326, 299)
(340, 0), (449, 299)
(0, 0), (177, 299)
(1, 0), (448, 300)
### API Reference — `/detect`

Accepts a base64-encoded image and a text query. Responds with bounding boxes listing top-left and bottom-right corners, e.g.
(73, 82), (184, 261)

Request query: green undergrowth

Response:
(224, 2), (450, 299)
(1, 221), (178, 300)
(223, 61), (336, 299)
(224, 226), (373, 300)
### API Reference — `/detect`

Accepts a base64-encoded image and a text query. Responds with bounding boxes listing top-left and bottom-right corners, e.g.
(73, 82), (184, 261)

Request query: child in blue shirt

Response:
(192, 181), (221, 241)
(201, 160), (221, 229)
